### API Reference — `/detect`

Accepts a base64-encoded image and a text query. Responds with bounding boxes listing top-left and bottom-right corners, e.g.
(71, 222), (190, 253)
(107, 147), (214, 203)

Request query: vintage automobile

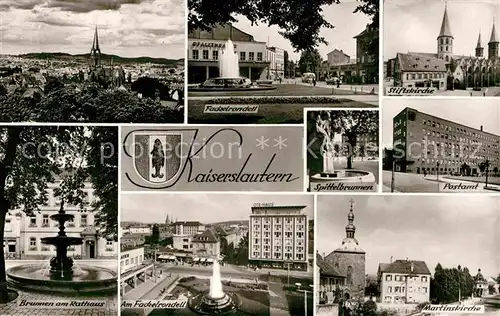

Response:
(326, 77), (342, 85)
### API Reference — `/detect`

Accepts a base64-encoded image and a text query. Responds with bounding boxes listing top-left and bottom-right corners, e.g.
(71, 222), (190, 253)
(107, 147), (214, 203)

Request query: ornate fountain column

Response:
(40, 205), (83, 280)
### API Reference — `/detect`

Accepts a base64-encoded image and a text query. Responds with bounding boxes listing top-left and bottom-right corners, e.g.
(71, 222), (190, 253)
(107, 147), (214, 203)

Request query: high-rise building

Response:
(248, 205), (308, 271)
(393, 107), (500, 174)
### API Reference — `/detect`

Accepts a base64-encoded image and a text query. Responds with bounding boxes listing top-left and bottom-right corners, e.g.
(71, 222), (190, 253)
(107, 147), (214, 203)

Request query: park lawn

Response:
(188, 101), (375, 124)
(188, 83), (371, 97)
(286, 291), (314, 316)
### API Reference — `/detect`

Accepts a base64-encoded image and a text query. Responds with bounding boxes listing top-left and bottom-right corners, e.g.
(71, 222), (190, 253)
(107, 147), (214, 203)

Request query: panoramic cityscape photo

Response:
(187, 0), (379, 124)
(120, 194), (314, 316)
(0, 0), (185, 123)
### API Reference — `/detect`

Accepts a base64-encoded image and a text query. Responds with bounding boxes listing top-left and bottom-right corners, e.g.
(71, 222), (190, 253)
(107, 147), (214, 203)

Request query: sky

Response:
(317, 195), (500, 278)
(121, 194), (314, 224)
(233, 0), (372, 61)
(0, 0), (185, 59)
(382, 99), (500, 149)
(384, 0), (500, 60)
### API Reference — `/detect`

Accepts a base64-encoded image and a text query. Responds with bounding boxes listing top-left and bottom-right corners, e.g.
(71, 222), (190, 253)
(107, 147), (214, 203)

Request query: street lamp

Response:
(436, 161), (440, 192)
(390, 150), (395, 192)
(485, 160), (490, 188)
(303, 284), (313, 316)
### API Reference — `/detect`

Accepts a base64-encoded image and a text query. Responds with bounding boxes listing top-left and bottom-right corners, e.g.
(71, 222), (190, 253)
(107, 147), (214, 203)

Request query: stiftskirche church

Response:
(88, 26), (126, 88)
(324, 200), (366, 299)
(393, 4), (500, 90)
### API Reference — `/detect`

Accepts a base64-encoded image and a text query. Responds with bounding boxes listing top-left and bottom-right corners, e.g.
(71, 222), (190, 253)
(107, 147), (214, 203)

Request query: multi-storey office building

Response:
(4, 181), (117, 259)
(393, 107), (500, 174)
(249, 205), (308, 271)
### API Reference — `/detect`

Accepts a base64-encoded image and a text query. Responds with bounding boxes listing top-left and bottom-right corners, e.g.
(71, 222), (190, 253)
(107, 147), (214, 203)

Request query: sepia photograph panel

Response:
(382, 99), (500, 193)
(306, 109), (379, 192)
(0, 0), (185, 123)
(121, 125), (304, 192)
(187, 0), (379, 124)
(316, 195), (500, 316)
(120, 194), (314, 316)
(0, 126), (118, 315)
(384, 0), (500, 96)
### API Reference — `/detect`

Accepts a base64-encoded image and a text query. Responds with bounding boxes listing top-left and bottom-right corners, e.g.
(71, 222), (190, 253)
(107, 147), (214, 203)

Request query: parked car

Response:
(326, 77), (341, 85)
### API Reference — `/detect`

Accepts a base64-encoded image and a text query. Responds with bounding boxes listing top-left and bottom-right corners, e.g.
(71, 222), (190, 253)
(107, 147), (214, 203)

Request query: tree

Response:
(353, 0), (379, 64)
(478, 160), (490, 174)
(234, 232), (249, 266)
(0, 126), (118, 302)
(0, 81), (183, 123)
(284, 51), (289, 78)
(299, 49), (323, 74)
(151, 224), (160, 245)
(361, 300), (377, 316)
(329, 110), (378, 169)
(496, 274), (500, 284)
(188, 0), (339, 51)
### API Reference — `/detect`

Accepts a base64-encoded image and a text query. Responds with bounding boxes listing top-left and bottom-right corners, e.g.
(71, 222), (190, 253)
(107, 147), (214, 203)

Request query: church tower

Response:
(488, 20), (499, 60)
(325, 199), (366, 299)
(476, 32), (484, 58)
(90, 26), (101, 68)
(437, 4), (454, 63)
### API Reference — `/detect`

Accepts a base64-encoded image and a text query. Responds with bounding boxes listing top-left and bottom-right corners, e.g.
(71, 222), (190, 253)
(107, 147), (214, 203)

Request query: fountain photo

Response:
(306, 109), (379, 192)
(187, 0), (379, 124)
(0, 126), (118, 315)
(120, 193), (314, 315)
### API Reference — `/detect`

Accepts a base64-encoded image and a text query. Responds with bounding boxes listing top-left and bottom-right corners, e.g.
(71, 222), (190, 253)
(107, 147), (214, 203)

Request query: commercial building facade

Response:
(377, 259), (431, 304)
(4, 181), (117, 259)
(249, 205), (309, 271)
(187, 24), (270, 83)
(393, 107), (500, 174)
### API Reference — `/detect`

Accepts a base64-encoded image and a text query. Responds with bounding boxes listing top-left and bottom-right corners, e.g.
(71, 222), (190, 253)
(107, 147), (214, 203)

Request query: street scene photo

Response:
(0, 126), (119, 315)
(382, 99), (500, 193)
(316, 195), (500, 316)
(306, 109), (379, 192)
(384, 0), (500, 96)
(0, 0), (185, 123)
(120, 194), (314, 315)
(187, 0), (379, 124)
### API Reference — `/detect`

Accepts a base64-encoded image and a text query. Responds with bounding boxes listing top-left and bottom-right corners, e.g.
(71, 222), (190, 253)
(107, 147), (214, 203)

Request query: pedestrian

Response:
(313, 77), (316, 87)
(423, 169), (427, 178)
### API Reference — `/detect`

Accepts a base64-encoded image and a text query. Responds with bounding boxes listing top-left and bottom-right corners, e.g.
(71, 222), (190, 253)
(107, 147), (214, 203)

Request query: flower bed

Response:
(204, 96), (351, 105)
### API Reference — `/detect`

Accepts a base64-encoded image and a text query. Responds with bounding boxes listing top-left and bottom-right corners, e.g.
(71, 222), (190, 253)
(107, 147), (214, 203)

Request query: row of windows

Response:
(385, 275), (428, 282)
(191, 49), (264, 62)
(418, 139), (498, 156)
(252, 216), (305, 224)
(27, 214), (88, 227)
(121, 255), (143, 267)
(422, 119), (499, 143)
(28, 238), (113, 250)
(439, 38), (452, 45)
(421, 128), (498, 146)
(405, 72), (446, 80)
(386, 286), (428, 294)
(252, 251), (304, 260)
(417, 157), (497, 166)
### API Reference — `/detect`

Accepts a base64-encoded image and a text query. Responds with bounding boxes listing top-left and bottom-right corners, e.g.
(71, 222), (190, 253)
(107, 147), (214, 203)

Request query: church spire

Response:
(489, 19), (499, 44)
(93, 25), (100, 51)
(476, 31), (484, 58)
(476, 32), (482, 48)
(438, 4), (453, 38)
(345, 199), (356, 239)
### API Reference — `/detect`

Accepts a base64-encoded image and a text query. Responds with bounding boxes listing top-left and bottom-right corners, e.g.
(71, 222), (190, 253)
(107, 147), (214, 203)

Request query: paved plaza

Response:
(382, 171), (499, 193)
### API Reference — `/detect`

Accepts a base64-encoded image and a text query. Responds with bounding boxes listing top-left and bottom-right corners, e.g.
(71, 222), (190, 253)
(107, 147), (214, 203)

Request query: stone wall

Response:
(325, 251), (366, 298)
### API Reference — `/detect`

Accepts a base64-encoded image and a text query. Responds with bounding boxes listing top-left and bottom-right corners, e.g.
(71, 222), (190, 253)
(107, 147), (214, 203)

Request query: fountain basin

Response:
(310, 170), (376, 192)
(189, 77), (277, 92)
(188, 291), (242, 315)
(6, 263), (117, 295)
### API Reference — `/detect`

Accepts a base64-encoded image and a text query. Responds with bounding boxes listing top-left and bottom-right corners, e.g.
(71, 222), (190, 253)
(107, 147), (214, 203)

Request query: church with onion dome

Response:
(324, 199), (366, 299)
(392, 4), (500, 90)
